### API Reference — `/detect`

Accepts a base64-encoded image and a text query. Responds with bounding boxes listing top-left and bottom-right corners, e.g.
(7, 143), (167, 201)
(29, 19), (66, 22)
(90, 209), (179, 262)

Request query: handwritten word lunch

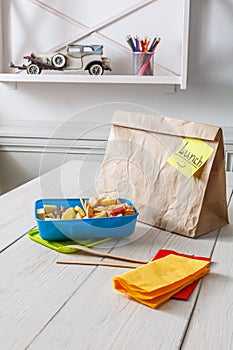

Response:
(167, 138), (214, 178)
(177, 141), (203, 168)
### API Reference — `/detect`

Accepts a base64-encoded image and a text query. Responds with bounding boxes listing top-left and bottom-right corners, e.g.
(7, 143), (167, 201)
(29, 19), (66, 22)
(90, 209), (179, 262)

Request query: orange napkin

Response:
(152, 250), (211, 300)
(113, 254), (210, 309)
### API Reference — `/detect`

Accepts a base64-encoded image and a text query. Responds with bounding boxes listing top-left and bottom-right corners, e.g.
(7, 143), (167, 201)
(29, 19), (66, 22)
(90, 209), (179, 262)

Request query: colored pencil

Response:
(126, 35), (161, 75)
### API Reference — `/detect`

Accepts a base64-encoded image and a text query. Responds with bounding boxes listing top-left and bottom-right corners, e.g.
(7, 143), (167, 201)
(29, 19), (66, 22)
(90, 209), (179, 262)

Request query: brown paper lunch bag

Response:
(97, 110), (229, 238)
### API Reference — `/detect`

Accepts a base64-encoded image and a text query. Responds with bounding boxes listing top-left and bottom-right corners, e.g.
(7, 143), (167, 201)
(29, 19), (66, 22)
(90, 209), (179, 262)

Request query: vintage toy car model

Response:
(11, 44), (111, 75)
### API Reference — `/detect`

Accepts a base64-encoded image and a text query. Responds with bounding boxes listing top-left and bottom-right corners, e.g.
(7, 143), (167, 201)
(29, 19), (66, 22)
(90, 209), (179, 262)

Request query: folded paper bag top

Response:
(98, 110), (229, 238)
(113, 254), (210, 308)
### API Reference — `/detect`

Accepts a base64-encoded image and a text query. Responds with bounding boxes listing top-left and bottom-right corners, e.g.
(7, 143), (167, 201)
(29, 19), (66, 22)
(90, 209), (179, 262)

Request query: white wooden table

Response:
(1, 160), (233, 350)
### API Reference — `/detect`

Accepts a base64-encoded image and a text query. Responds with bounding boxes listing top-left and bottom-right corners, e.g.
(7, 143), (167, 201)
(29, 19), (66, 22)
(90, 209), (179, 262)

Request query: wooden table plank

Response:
(0, 218), (219, 350)
(0, 210), (150, 349)
(0, 232), (115, 349)
(181, 177), (233, 349)
(25, 226), (220, 350)
(0, 160), (231, 350)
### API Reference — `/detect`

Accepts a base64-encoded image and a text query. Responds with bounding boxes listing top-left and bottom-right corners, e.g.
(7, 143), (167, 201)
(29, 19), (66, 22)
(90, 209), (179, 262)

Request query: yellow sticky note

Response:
(166, 137), (214, 178)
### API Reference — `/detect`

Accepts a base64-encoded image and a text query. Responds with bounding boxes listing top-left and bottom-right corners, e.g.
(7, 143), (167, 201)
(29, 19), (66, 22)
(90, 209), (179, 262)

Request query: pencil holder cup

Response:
(132, 52), (155, 76)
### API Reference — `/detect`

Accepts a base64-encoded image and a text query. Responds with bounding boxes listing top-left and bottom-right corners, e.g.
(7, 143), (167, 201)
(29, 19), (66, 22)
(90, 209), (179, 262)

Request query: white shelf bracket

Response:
(2, 81), (17, 90)
(164, 84), (176, 93)
(0, 0), (3, 73)
(180, 0), (190, 89)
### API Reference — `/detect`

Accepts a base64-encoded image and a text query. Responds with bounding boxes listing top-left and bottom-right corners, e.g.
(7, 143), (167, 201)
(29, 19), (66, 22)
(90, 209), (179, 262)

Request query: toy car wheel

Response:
(27, 64), (41, 75)
(52, 54), (66, 68)
(88, 63), (103, 76)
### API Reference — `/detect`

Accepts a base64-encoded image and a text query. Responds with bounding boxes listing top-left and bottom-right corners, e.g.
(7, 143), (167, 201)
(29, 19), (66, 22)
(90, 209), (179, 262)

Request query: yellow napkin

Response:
(113, 254), (210, 308)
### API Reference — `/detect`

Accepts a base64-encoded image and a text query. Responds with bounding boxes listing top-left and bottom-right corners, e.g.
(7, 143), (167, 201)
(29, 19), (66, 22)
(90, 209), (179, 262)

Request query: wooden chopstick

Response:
(66, 244), (148, 265)
(79, 197), (86, 215)
(56, 260), (141, 268)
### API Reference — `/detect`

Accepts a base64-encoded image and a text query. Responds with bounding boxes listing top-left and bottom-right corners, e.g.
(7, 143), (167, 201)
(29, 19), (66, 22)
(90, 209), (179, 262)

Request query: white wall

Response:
(0, 0), (233, 193)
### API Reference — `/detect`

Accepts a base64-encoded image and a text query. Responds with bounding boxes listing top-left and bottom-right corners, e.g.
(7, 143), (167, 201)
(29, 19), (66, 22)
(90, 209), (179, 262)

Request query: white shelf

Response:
(0, 62), (181, 85)
(0, 0), (190, 89)
(0, 73), (181, 85)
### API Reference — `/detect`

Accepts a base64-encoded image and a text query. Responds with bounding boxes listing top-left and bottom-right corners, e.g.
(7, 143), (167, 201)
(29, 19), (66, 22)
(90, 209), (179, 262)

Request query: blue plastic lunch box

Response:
(35, 198), (139, 241)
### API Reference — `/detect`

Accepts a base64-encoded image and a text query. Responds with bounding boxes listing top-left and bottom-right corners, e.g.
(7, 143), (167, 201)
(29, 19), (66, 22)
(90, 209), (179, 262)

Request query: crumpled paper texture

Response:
(97, 110), (228, 238)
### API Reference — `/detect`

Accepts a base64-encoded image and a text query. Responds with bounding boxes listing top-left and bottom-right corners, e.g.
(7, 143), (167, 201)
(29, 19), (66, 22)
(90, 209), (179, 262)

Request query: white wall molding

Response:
(0, 119), (108, 194)
(0, 119), (109, 154)
(223, 127), (233, 172)
(0, 137), (107, 155)
(223, 127), (233, 145)
(1, 123), (232, 155)
(0, 119), (110, 139)
(1, 123), (232, 195)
